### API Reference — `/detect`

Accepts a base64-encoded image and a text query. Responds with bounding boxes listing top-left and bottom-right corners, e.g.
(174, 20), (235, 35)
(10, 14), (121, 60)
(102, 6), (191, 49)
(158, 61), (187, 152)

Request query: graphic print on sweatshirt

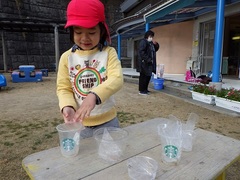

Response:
(68, 52), (108, 101)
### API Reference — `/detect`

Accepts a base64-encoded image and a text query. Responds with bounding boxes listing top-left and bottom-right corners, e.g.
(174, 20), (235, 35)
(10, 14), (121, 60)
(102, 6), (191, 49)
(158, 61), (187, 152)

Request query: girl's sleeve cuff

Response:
(89, 91), (102, 105)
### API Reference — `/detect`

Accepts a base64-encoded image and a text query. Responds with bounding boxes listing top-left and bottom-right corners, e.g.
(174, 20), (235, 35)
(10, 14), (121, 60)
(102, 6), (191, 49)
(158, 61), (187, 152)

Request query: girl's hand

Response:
(73, 93), (96, 122)
(62, 106), (75, 123)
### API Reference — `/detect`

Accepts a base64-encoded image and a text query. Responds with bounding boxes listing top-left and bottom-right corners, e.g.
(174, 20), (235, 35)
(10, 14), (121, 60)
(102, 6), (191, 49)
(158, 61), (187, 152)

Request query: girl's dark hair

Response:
(98, 22), (108, 46)
(144, 30), (154, 39)
(69, 22), (108, 50)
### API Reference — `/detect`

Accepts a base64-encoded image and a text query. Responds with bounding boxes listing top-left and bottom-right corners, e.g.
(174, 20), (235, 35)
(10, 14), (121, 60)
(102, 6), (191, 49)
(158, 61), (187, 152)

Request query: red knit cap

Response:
(65, 0), (111, 43)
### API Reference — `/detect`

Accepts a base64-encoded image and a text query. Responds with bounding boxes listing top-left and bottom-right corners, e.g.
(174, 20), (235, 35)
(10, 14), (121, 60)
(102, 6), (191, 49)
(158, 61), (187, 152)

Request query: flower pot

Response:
(215, 96), (240, 113)
(191, 91), (215, 105)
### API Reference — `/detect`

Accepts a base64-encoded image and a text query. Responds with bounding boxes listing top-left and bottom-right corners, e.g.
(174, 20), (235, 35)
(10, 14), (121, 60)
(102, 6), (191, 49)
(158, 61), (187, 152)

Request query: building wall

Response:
(0, 0), (71, 71)
(119, 1), (240, 74)
(1, 31), (70, 71)
(192, 2), (240, 58)
(0, 0), (124, 71)
(152, 20), (194, 74)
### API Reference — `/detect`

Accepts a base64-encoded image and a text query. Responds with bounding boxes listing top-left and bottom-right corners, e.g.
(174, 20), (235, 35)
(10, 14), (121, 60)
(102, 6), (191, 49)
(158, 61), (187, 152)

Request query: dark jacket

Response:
(137, 39), (159, 76)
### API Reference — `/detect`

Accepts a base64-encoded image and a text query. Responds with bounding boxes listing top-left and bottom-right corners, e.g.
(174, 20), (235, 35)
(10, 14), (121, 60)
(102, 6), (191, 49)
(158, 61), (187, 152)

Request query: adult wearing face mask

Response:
(137, 30), (159, 95)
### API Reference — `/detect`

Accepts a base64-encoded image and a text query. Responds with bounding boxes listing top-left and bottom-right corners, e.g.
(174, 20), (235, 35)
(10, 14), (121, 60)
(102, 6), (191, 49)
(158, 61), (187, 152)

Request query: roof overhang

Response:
(120, 0), (143, 12)
(111, 0), (240, 39)
(0, 18), (67, 34)
(144, 0), (196, 23)
(111, 17), (144, 39)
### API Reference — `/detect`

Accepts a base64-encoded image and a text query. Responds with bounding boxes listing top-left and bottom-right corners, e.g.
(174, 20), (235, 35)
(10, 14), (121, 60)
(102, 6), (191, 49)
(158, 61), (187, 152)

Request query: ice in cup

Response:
(56, 122), (84, 157)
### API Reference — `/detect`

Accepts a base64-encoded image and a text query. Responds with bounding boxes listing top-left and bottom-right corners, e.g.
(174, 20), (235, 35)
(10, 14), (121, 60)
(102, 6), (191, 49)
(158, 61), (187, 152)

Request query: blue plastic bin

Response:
(153, 78), (164, 90)
(0, 74), (7, 87)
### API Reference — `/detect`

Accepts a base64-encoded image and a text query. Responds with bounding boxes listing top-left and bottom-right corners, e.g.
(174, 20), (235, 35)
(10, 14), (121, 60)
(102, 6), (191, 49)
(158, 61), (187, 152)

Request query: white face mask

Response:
(147, 37), (153, 42)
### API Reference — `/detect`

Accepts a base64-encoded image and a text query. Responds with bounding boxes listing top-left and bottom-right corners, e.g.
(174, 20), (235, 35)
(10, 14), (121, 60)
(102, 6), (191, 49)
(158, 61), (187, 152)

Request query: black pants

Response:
(139, 72), (151, 92)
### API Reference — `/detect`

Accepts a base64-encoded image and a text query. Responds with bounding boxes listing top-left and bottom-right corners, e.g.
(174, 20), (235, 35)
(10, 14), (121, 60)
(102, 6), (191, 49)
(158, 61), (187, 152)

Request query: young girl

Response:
(57, 0), (123, 138)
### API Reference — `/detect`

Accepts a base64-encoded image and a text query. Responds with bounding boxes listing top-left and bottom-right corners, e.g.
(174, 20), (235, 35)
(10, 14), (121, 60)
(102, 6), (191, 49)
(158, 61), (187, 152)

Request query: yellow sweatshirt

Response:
(57, 46), (123, 126)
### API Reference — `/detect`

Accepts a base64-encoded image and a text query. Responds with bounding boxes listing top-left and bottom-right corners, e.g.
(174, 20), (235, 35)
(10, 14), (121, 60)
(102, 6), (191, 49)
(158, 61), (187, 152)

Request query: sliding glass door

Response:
(199, 20), (216, 74)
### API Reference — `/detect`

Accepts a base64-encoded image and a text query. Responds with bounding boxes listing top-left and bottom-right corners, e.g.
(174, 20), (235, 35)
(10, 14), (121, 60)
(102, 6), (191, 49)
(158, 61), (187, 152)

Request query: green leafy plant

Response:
(203, 86), (216, 95)
(216, 88), (240, 102)
(192, 84), (216, 95)
(192, 84), (205, 93)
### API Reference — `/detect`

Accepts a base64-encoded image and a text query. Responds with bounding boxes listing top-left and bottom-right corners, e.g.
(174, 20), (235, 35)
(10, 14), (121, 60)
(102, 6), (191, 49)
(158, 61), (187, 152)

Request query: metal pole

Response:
(212, 0), (225, 82)
(117, 34), (121, 60)
(54, 26), (59, 72)
(145, 23), (149, 31)
(1, 31), (7, 72)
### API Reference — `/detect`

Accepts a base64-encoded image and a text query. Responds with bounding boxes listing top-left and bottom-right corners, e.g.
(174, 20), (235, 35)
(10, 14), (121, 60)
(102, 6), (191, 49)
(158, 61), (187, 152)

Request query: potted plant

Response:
(191, 84), (216, 104)
(215, 88), (240, 113)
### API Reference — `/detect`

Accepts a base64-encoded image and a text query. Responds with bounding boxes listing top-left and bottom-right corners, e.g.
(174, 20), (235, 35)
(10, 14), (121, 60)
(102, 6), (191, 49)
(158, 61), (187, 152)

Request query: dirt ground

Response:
(0, 72), (240, 180)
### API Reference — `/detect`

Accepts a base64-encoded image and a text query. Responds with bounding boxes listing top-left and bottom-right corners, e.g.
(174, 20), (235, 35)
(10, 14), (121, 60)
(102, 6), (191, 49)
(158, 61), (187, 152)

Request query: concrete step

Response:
(123, 75), (240, 117)
(124, 75), (192, 98)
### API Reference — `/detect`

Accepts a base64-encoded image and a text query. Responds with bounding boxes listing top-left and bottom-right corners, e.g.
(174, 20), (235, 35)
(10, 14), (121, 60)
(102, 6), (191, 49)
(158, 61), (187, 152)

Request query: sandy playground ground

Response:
(0, 72), (240, 179)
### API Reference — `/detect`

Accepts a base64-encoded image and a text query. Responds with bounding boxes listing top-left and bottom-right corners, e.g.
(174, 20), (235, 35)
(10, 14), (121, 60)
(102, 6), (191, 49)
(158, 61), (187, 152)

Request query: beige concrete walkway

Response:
(122, 68), (240, 90)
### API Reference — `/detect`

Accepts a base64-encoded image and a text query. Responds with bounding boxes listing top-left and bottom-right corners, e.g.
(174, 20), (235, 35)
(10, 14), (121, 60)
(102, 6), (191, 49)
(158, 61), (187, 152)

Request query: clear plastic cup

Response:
(56, 123), (84, 157)
(182, 130), (196, 152)
(158, 124), (182, 164)
(127, 156), (158, 180)
(93, 127), (128, 163)
(159, 134), (182, 164)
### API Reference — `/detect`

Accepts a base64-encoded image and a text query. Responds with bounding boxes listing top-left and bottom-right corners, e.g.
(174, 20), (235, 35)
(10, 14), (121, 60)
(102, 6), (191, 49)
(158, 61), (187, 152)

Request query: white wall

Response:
(152, 21), (194, 74)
